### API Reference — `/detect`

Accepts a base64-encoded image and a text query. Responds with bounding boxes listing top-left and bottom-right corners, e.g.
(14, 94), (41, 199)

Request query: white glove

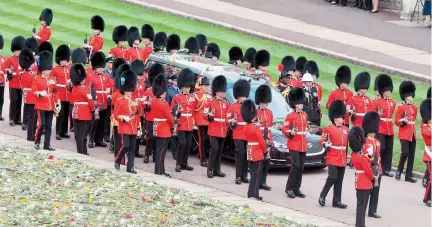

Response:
(367, 145), (374, 156)
(55, 104), (61, 113)
(40, 90), (47, 97)
(193, 125), (198, 130)
(122, 116), (131, 122)
(324, 142), (332, 148)
(137, 130), (142, 138)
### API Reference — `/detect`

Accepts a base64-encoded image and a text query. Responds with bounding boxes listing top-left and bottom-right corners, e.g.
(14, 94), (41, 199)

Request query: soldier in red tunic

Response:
(195, 34), (207, 56)
(282, 88), (308, 198)
(131, 60), (146, 158)
(204, 43), (220, 60)
(395, 81), (418, 183)
(347, 72), (372, 128)
(194, 77), (211, 167)
(33, 8), (53, 44)
(423, 88), (432, 187)
(206, 75), (229, 178)
(326, 66), (353, 127)
(19, 49), (37, 141)
(109, 25), (128, 59)
(166, 34), (181, 53)
(32, 51), (59, 151)
(243, 48), (256, 72)
(255, 84), (273, 191)
(69, 48), (89, 132)
(69, 64), (95, 155)
(254, 50), (272, 82)
(318, 100), (348, 209)
(83, 15), (105, 56)
(153, 32), (167, 53)
(228, 47), (243, 66)
(0, 34), (5, 121)
(22, 39), (37, 130)
(420, 99), (431, 207)
(125, 27), (146, 62)
(228, 79), (250, 184)
(141, 24), (154, 62)
(242, 99), (267, 201)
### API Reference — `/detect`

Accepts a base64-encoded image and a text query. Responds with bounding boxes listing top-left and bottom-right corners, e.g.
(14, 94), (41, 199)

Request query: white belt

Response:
(74, 102), (88, 105)
(248, 142), (259, 146)
(425, 145), (432, 158)
(407, 121), (415, 125)
(214, 118), (226, 122)
(56, 84), (66, 87)
(356, 170), (365, 174)
(380, 118), (392, 122)
(96, 91), (109, 94)
(356, 113), (366, 117)
(237, 122), (246, 126)
(296, 131), (307, 135)
(181, 113), (192, 117)
(331, 146), (346, 150)
(154, 118), (167, 122)
(23, 88), (31, 91)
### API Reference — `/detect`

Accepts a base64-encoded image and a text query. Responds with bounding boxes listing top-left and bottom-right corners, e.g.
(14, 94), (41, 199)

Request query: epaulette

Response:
(398, 102), (405, 107)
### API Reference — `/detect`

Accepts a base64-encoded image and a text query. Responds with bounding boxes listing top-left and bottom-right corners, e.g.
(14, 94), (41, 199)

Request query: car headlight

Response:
(273, 141), (287, 149)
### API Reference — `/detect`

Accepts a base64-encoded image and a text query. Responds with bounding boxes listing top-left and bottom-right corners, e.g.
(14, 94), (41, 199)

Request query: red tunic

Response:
(108, 46), (127, 59)
(312, 82), (323, 101)
(114, 96), (140, 135)
(131, 79), (146, 117)
(244, 123), (267, 161)
(257, 107), (274, 141)
(326, 88), (353, 125)
(395, 103), (418, 141)
(288, 78), (302, 88)
(21, 70), (37, 104)
(85, 67), (94, 76)
(170, 93), (196, 131)
(194, 92), (211, 126)
(282, 111), (308, 152)
(37, 26), (51, 44)
(143, 45), (153, 63)
(125, 47), (146, 62)
(51, 65), (70, 102)
(143, 88), (156, 121)
(3, 56), (21, 89)
(31, 75), (59, 111)
(205, 98), (230, 138)
(227, 102), (247, 140)
(320, 125), (349, 167)
(352, 152), (374, 190)
(422, 123), (432, 162)
(346, 94), (372, 127)
(363, 137), (382, 175)
(88, 35), (104, 53)
(152, 98), (174, 138)
(370, 98), (396, 135)
(70, 85), (95, 121)
(0, 55), (6, 86)
(84, 73), (111, 110)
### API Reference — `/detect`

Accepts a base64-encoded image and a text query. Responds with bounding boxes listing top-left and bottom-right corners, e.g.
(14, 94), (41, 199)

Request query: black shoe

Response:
(127, 168), (137, 174)
(181, 165), (194, 171)
(319, 196), (326, 206)
(115, 164), (120, 170)
(0, 117), (4, 121)
(104, 135), (110, 142)
(332, 201), (347, 209)
(383, 171), (394, 177)
(173, 154), (177, 160)
(9, 120), (15, 126)
(62, 134), (70, 139)
(294, 190), (306, 198)
(347, 162), (354, 168)
(70, 127), (74, 132)
(135, 153), (144, 158)
(15, 121), (22, 125)
(200, 160), (208, 167)
(368, 213), (381, 218)
(214, 171), (226, 177)
(286, 190), (296, 198)
(395, 171), (401, 180)
(88, 141), (95, 148)
(44, 146), (56, 151)
(422, 177), (428, 188)
(405, 177), (417, 183)
(248, 196), (263, 201)
(163, 173), (171, 178)
(22, 125), (27, 130)
(260, 184), (272, 191)
(352, 2), (359, 7)
(95, 142), (107, 147)
(241, 177), (250, 183)
(34, 143), (40, 150)
(426, 200), (432, 207)
(56, 134), (62, 140)
(175, 164), (182, 172)
(235, 177), (242, 185)
(143, 155), (149, 163)
(207, 169), (214, 178)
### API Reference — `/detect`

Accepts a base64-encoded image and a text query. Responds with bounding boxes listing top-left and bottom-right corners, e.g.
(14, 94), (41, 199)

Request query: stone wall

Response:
(380, 0), (404, 11)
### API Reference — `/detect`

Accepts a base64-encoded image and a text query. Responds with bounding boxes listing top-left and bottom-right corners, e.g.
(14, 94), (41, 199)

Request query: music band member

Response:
(33, 8), (53, 44)
(19, 49), (37, 141)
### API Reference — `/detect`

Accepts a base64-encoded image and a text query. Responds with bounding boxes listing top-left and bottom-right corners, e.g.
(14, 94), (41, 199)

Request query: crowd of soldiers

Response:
(0, 8), (430, 227)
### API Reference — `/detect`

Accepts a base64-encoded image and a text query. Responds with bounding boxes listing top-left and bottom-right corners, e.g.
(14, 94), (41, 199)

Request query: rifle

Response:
(32, 24), (36, 33)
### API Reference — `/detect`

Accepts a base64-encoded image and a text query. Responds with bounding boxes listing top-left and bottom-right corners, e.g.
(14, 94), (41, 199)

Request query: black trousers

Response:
(113, 126), (125, 164)
(104, 105), (111, 138)
(425, 162), (431, 202)
(145, 121), (155, 158)
(398, 136), (416, 178)
(0, 86), (4, 117)
(356, 189), (371, 227)
(89, 108), (108, 143)
(155, 137), (169, 175)
(169, 136), (178, 157)
(176, 130), (193, 166)
(69, 103), (74, 130)
(320, 165), (346, 203)
(35, 110), (54, 147)
(23, 103), (31, 125)
(286, 151), (306, 192)
(261, 159), (270, 185)
(208, 136), (224, 172)
(73, 120), (91, 155)
(134, 117), (144, 155)
(234, 139), (248, 178)
(197, 126), (209, 163)
(25, 104), (37, 141)
(115, 134), (136, 170)
(248, 160), (263, 198)
(9, 88), (22, 123)
(369, 175), (381, 215)
(377, 134), (394, 172)
(55, 101), (69, 136)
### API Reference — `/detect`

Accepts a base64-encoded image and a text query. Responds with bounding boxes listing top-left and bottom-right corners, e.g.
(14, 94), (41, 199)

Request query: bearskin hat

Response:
(141, 24), (154, 41)
(38, 51), (53, 72)
(420, 99), (431, 123)
(195, 34), (207, 53)
(255, 84), (272, 104)
(200, 76), (210, 86)
(39, 8), (53, 26)
(127, 27), (141, 47)
(376, 74), (393, 95)
(0, 34), (3, 50)
(244, 48), (256, 67)
(70, 63), (86, 86)
(205, 43), (221, 59)
(153, 32), (167, 51)
(114, 64), (131, 89)
(11, 36), (25, 52)
(348, 126), (366, 153)
(296, 56), (307, 73)
(112, 25), (128, 44)
(24, 38), (38, 53)
(241, 99), (257, 123)
(211, 75), (227, 96)
(304, 60), (319, 78)
(91, 51), (106, 69)
(233, 79), (250, 99)
(111, 58), (127, 79)
(229, 47), (243, 62)
(255, 50), (270, 67)
(19, 49), (35, 70)
(178, 68), (195, 88)
(152, 74), (168, 98)
(288, 87), (306, 108)
(362, 111), (380, 134)
(55, 45), (71, 65)
(167, 34), (181, 51)
(335, 65), (351, 86)
(399, 80), (416, 100)
(91, 15), (105, 32)
(148, 63), (165, 85)
(71, 48), (87, 64)
(131, 60), (145, 76)
(328, 100), (347, 123)
(37, 41), (53, 54)
(120, 70), (137, 93)
(374, 76), (379, 91)
(427, 87), (431, 99)
(354, 72), (371, 92)
(280, 56), (296, 77)
(185, 37), (200, 54)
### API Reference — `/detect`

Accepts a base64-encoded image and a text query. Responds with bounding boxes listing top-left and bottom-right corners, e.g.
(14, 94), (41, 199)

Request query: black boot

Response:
(9, 120), (15, 126)
(175, 164), (182, 172)
(104, 135), (110, 142)
(332, 201), (347, 209)
(214, 171), (226, 177)
(294, 189), (306, 198)
(95, 141), (107, 147)
(114, 164), (120, 170)
(286, 190), (296, 198)
(207, 169), (214, 178)
(395, 171), (401, 180)
(22, 124), (27, 130)
(135, 152), (144, 158)
(181, 164), (194, 171)
(352, 0), (359, 7)
(383, 171), (394, 177)
(368, 213), (381, 218)
(143, 155), (149, 163)
(260, 184), (271, 191)
(34, 143), (40, 150)
(405, 177), (417, 183)
(319, 196), (326, 206)
(44, 146), (56, 151)
(241, 177), (250, 183)
(200, 159), (208, 167)
(235, 177), (241, 185)
(62, 134), (70, 139)
(56, 134), (62, 140)
(88, 141), (95, 148)
(127, 168), (137, 174)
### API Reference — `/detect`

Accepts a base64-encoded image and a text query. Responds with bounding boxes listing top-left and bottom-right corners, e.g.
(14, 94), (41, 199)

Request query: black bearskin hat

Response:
(141, 24), (154, 41)
(25, 38), (38, 53)
(0, 34), (3, 50)
(38, 51), (53, 72)
(296, 56), (307, 73)
(255, 84), (272, 104)
(55, 44), (71, 64)
(255, 50), (270, 67)
(91, 15), (105, 32)
(153, 32), (167, 51)
(148, 63), (165, 85)
(211, 75), (227, 96)
(167, 34), (181, 51)
(112, 25), (128, 44)
(178, 68), (195, 88)
(11, 36), (25, 52)
(91, 51), (106, 69)
(152, 74), (168, 98)
(280, 56), (296, 77)
(200, 77), (210, 86)
(244, 48), (256, 67)
(233, 79), (250, 99)
(362, 111), (380, 134)
(70, 63), (86, 86)
(19, 49), (35, 70)
(71, 48), (87, 64)
(420, 99), (431, 123)
(427, 87), (431, 99)
(115, 64), (131, 89)
(39, 8), (53, 26)
(111, 58), (127, 79)
(348, 126), (366, 153)
(335, 65), (351, 86)
(354, 72), (371, 92)
(376, 74), (393, 95)
(304, 60), (319, 78)
(120, 70), (137, 93)
(328, 100), (347, 123)
(37, 41), (53, 54)
(195, 34), (207, 53)
(131, 60), (145, 76)
(185, 37), (200, 54)
(127, 27), (141, 47)
(229, 47), (243, 62)
(288, 87), (306, 108)
(241, 99), (257, 123)
(399, 80), (416, 100)
(205, 43), (220, 59)
(374, 76), (379, 91)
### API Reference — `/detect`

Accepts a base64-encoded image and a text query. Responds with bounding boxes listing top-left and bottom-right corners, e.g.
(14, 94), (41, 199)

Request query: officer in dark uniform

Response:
(302, 73), (321, 126)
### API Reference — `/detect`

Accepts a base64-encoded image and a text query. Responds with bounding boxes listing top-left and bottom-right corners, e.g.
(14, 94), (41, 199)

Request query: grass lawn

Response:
(0, 0), (430, 172)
